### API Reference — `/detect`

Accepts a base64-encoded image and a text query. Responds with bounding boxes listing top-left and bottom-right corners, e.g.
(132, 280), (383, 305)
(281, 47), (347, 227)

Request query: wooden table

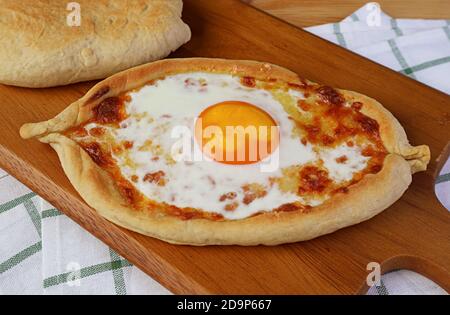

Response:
(247, 0), (450, 27)
(1, 0), (449, 294)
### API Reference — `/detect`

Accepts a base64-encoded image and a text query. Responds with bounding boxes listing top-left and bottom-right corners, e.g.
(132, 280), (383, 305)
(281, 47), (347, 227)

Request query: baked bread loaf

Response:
(0, 0), (191, 88)
(20, 58), (430, 246)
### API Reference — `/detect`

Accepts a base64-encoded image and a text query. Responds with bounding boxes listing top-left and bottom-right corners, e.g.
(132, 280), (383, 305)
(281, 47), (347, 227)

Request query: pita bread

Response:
(0, 0), (191, 87)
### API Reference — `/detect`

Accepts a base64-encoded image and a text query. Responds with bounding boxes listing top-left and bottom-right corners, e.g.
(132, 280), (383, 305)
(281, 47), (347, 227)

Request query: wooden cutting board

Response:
(1, 0), (449, 294)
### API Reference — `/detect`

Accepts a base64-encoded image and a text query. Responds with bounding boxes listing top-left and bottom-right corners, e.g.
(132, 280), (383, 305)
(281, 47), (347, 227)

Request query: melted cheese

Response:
(80, 73), (372, 220)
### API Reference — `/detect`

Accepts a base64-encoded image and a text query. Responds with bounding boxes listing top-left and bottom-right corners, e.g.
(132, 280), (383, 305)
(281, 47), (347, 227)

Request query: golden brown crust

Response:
(340, 90), (430, 173)
(0, 0), (191, 88)
(20, 58), (429, 245)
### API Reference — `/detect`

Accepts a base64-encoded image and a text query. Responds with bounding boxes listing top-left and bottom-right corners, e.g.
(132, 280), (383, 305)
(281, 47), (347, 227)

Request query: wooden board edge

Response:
(0, 143), (213, 294)
(356, 254), (450, 294)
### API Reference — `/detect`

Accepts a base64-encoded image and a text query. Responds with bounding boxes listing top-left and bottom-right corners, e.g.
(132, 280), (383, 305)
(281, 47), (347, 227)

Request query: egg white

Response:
(84, 73), (369, 220)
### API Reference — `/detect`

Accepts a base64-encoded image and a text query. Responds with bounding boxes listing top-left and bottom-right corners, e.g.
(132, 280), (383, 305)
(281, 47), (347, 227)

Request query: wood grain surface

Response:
(1, 0), (449, 294)
(246, 0), (450, 27)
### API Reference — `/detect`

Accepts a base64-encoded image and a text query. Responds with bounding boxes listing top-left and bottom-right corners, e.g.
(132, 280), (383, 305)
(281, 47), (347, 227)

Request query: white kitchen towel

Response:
(39, 199), (170, 295)
(0, 169), (42, 295)
(306, 3), (450, 94)
(0, 2), (449, 294)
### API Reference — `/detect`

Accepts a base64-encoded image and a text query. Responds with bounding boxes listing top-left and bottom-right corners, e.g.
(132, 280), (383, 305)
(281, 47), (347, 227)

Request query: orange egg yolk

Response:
(195, 101), (279, 164)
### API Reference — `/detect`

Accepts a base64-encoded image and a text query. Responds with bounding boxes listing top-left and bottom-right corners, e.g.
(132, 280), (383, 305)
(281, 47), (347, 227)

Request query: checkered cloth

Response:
(1, 3), (449, 295)
(0, 169), (169, 295)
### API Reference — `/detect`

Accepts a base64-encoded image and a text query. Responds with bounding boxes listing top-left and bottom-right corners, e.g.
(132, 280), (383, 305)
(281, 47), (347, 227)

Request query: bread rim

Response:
(20, 58), (430, 245)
